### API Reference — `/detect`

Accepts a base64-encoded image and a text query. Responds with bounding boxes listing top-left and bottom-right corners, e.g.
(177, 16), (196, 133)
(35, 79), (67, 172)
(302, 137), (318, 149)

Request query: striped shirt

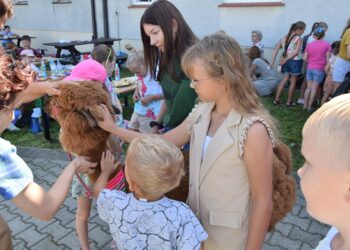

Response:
(0, 138), (33, 200)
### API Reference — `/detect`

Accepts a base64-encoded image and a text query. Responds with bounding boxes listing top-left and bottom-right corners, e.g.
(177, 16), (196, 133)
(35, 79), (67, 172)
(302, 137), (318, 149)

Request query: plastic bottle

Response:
(114, 63), (121, 81)
(49, 58), (57, 79)
(56, 59), (63, 75)
(40, 59), (47, 79)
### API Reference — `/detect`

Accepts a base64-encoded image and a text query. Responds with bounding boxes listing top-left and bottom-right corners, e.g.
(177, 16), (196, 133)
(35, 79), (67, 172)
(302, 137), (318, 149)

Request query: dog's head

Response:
(45, 81), (116, 156)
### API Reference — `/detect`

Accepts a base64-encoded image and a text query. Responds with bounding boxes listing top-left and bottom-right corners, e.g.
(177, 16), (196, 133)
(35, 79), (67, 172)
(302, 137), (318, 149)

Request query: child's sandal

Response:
(286, 102), (296, 107)
(273, 100), (280, 105)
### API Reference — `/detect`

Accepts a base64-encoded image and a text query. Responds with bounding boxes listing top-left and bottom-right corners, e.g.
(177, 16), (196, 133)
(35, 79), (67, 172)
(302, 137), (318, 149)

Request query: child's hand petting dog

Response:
(101, 150), (116, 176)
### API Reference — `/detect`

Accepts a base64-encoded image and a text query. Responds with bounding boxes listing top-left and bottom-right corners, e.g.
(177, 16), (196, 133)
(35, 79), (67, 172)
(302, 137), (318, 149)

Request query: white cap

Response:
(20, 49), (35, 57)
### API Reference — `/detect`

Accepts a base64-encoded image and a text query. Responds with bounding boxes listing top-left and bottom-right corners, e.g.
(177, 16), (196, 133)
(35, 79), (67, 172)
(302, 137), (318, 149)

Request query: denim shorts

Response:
(306, 69), (326, 84)
(281, 60), (303, 76)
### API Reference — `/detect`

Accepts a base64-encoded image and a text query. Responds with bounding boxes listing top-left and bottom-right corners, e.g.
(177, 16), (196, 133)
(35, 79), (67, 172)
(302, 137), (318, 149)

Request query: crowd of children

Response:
(2, 0), (350, 249)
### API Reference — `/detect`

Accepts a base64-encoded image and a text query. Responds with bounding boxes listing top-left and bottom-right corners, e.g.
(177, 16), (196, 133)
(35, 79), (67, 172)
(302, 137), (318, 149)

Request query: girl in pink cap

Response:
(64, 54), (124, 250)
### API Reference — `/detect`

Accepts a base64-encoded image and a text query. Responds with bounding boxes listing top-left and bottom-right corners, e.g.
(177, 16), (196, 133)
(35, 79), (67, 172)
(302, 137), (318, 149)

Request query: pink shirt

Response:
(305, 40), (331, 70)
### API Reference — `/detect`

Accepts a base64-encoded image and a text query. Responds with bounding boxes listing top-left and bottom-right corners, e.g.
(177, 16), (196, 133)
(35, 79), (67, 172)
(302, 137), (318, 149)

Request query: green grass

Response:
(2, 67), (311, 170)
(261, 92), (310, 170)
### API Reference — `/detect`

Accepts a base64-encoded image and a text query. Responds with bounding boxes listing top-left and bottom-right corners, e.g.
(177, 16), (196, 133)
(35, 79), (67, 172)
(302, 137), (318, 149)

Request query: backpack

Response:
(269, 141), (296, 231)
(238, 118), (296, 231)
(332, 71), (350, 98)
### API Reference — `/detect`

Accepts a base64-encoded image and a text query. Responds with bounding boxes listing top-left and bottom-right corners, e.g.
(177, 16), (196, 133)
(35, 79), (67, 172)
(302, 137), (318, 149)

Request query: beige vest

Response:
(186, 102), (274, 250)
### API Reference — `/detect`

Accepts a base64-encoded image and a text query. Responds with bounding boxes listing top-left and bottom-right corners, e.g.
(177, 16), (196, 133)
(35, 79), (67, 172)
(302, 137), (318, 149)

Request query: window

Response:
(219, 0), (284, 7)
(223, 0), (282, 3)
(52, 0), (72, 4)
(131, 0), (154, 4)
(129, 0), (155, 8)
(13, 0), (28, 5)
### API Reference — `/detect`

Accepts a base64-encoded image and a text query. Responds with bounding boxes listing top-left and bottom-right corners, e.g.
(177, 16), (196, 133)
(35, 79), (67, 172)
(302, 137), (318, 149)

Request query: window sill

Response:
(52, 0), (72, 4)
(218, 2), (285, 7)
(14, 1), (28, 5)
(128, 4), (150, 8)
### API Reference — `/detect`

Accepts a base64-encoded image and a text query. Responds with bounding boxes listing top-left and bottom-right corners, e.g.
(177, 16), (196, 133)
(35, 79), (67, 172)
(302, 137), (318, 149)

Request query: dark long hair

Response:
(283, 21), (306, 57)
(140, 0), (197, 82)
(248, 46), (270, 64)
(341, 18), (350, 39)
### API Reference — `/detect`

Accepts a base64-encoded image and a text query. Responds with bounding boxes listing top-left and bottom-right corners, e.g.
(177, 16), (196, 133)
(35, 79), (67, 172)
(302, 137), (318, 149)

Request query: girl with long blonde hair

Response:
(97, 33), (278, 249)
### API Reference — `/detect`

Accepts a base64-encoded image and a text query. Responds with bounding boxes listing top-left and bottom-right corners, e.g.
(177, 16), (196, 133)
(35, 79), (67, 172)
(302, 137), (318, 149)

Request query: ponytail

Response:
(283, 23), (295, 58)
(283, 21), (306, 58)
(309, 22), (319, 36)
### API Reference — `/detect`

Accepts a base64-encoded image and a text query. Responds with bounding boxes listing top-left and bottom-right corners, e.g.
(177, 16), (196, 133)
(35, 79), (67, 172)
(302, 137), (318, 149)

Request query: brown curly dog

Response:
(45, 81), (120, 183)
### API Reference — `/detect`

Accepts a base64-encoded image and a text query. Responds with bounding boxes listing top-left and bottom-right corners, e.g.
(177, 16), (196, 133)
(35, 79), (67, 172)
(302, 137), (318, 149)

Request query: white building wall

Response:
(7, 0), (350, 59)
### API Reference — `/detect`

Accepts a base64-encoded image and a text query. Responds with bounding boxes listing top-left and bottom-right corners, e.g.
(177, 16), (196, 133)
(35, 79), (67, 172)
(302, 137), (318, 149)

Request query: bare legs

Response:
(274, 75), (289, 103)
(274, 74), (297, 105)
(304, 80), (319, 111)
(76, 197), (92, 250)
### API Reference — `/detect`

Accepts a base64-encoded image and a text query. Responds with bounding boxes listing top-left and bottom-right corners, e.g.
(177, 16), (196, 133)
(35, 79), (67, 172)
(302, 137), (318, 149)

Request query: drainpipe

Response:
(102, 0), (110, 38)
(90, 0), (98, 39)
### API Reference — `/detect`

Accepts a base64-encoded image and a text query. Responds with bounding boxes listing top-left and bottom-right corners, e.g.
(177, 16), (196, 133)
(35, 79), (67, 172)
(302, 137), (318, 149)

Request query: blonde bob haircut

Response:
(181, 32), (278, 137)
(126, 49), (144, 70)
(126, 135), (185, 198)
(303, 94), (350, 169)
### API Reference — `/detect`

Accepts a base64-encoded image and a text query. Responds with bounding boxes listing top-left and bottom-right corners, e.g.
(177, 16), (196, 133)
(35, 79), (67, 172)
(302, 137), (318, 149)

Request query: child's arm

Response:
(12, 157), (96, 221)
(270, 39), (282, 67)
(133, 88), (140, 102)
(324, 51), (331, 73)
(285, 36), (302, 61)
(303, 51), (309, 63)
(249, 63), (257, 78)
(243, 122), (273, 250)
(93, 150), (116, 198)
(141, 94), (164, 106)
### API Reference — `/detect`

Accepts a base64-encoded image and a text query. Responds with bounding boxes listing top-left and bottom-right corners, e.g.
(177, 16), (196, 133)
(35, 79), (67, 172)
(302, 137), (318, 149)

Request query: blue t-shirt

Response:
(97, 190), (208, 250)
(0, 138), (33, 200)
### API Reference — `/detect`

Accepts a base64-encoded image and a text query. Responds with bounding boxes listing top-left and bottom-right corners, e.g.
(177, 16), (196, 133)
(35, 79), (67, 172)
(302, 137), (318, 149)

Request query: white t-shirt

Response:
(97, 190), (208, 250)
(202, 135), (212, 158)
(314, 227), (339, 250)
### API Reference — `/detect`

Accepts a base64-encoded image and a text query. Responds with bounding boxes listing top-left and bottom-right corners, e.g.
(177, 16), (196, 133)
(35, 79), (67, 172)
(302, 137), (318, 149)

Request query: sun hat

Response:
(64, 58), (107, 83)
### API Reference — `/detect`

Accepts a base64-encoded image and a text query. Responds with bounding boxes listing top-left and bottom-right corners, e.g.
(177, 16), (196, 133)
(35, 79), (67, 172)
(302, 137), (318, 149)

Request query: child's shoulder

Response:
(99, 189), (128, 201)
(166, 198), (196, 217)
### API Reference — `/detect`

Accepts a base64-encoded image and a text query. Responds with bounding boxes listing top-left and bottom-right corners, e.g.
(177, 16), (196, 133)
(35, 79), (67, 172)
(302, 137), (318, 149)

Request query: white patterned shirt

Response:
(97, 190), (208, 250)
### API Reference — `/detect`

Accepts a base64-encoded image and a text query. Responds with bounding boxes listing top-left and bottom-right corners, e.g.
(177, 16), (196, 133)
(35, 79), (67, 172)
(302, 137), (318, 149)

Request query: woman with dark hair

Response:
(248, 46), (279, 96)
(140, 0), (197, 131)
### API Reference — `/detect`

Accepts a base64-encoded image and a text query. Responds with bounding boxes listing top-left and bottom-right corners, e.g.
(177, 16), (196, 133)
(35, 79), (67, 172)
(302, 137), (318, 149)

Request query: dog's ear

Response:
(112, 105), (120, 115)
(75, 110), (98, 128)
(84, 104), (115, 127)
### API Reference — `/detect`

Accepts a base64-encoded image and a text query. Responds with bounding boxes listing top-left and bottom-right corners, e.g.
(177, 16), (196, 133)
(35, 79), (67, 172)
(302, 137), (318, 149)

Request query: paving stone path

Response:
(0, 147), (330, 249)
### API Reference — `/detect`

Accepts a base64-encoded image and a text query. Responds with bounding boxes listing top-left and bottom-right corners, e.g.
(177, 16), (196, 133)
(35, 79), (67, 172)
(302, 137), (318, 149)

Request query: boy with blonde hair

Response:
(94, 135), (207, 250)
(298, 94), (350, 249)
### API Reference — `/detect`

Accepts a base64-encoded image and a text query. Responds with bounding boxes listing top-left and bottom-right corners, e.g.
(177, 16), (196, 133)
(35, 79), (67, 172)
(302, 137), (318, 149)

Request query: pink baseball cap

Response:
(64, 58), (107, 83)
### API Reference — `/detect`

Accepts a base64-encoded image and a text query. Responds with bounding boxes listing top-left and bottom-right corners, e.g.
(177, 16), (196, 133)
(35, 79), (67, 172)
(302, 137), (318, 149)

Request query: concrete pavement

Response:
(0, 147), (330, 249)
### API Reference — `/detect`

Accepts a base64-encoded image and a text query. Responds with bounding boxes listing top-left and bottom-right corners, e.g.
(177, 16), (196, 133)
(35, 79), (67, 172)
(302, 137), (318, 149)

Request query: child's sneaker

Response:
(297, 98), (304, 105)
(7, 123), (20, 131)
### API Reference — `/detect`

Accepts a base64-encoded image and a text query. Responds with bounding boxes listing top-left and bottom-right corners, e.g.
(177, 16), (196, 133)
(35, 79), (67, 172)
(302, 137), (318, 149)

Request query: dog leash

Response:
(67, 153), (126, 198)
(67, 153), (93, 198)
